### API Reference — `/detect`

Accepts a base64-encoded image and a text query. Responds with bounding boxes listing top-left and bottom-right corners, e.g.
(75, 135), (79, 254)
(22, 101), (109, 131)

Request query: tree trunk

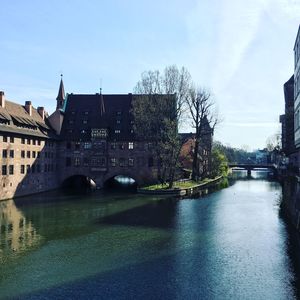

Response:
(192, 138), (200, 181)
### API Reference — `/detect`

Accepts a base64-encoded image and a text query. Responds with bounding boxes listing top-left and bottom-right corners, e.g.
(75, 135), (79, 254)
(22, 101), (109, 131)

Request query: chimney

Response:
(25, 101), (32, 116)
(37, 106), (45, 120)
(0, 91), (5, 108)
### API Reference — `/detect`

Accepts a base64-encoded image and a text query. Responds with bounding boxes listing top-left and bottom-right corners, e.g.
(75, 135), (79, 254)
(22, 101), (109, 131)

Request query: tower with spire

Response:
(56, 74), (65, 110)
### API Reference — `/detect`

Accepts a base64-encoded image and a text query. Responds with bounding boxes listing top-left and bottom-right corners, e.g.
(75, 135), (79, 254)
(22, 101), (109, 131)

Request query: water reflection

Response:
(0, 200), (41, 257)
(0, 171), (299, 299)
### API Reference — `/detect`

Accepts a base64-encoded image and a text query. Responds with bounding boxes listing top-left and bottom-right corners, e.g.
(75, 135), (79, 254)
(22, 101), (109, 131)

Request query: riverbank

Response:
(281, 175), (300, 231)
(137, 175), (225, 197)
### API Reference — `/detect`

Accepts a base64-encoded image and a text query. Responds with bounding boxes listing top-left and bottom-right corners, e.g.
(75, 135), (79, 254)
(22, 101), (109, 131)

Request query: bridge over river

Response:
(229, 163), (277, 176)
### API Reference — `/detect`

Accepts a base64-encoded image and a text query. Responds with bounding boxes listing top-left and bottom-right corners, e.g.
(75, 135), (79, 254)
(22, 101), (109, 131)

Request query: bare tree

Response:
(266, 132), (281, 152)
(185, 87), (218, 180)
(132, 65), (192, 187)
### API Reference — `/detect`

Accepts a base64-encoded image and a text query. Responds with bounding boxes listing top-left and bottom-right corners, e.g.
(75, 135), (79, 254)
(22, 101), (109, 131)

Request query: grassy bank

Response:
(142, 177), (220, 191)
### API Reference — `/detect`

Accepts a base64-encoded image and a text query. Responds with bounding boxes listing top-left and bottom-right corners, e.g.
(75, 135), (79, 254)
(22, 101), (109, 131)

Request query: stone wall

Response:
(0, 132), (59, 200)
(58, 140), (156, 188)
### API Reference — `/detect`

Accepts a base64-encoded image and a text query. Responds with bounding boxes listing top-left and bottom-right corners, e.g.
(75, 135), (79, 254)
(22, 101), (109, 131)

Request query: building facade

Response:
(179, 118), (213, 179)
(294, 26), (300, 165)
(0, 92), (58, 200)
(280, 75), (295, 156)
(0, 77), (213, 200)
(0, 79), (169, 200)
(55, 90), (157, 188)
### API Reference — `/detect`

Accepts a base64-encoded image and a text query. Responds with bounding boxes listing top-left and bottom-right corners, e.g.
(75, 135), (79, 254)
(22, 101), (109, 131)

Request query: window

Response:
(100, 157), (106, 166)
(2, 150), (7, 158)
(27, 151), (31, 158)
(32, 151), (36, 158)
(74, 157), (80, 167)
(21, 138), (25, 144)
(83, 142), (92, 149)
(3, 136), (7, 142)
(20, 165), (25, 174)
(119, 143), (125, 150)
(128, 142), (134, 150)
(119, 158), (126, 167)
(91, 157), (104, 166)
(2, 165), (7, 175)
(111, 142), (116, 149)
(128, 158), (134, 167)
(21, 150), (25, 158)
(116, 120), (121, 124)
(10, 137), (14, 143)
(83, 157), (89, 166)
(84, 111), (89, 115)
(115, 130), (121, 134)
(116, 111), (122, 116)
(81, 129), (86, 134)
(66, 157), (71, 167)
(82, 120), (88, 124)
(110, 158), (117, 167)
(27, 139), (31, 145)
(9, 165), (14, 175)
(68, 120), (74, 124)
(9, 150), (14, 158)
(75, 142), (80, 150)
(38, 140), (41, 146)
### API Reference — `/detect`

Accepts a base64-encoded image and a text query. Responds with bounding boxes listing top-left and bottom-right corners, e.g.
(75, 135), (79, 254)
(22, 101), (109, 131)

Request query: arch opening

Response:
(104, 175), (137, 192)
(62, 175), (96, 193)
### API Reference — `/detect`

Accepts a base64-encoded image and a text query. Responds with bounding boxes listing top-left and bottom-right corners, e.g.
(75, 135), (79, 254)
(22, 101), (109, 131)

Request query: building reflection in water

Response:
(0, 200), (41, 254)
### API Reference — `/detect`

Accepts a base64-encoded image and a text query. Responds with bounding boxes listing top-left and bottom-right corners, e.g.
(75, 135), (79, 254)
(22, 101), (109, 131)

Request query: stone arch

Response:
(61, 174), (96, 191)
(103, 173), (138, 191)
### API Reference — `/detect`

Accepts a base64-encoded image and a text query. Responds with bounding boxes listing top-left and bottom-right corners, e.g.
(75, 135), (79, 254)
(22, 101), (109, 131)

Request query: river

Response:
(0, 171), (299, 299)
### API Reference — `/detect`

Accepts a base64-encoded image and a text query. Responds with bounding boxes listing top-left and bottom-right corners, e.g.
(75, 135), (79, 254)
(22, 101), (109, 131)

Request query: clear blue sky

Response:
(0, 0), (299, 150)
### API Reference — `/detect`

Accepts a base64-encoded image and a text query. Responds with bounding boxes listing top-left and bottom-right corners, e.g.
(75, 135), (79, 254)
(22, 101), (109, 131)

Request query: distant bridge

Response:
(228, 163), (277, 176)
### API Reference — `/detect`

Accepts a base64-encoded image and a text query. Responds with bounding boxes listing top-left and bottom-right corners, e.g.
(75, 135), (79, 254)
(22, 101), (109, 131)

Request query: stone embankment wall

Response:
(281, 176), (300, 230)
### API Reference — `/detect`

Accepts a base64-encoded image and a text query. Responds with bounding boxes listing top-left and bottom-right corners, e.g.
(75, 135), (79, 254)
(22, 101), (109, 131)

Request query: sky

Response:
(0, 0), (299, 150)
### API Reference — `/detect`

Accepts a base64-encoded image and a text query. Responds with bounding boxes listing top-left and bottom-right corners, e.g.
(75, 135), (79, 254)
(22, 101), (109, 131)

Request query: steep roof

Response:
(0, 99), (56, 138)
(60, 93), (135, 141)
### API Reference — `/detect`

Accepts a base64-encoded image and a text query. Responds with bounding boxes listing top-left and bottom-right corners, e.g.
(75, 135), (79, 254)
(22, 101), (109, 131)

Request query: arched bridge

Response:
(229, 163), (277, 176)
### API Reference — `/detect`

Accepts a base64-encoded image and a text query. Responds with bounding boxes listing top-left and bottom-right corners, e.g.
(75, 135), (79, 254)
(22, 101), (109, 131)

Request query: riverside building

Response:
(0, 79), (159, 200)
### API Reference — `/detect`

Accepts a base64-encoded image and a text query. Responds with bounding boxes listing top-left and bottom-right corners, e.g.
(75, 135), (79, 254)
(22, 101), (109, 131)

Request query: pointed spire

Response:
(56, 74), (65, 110)
(100, 87), (105, 116)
